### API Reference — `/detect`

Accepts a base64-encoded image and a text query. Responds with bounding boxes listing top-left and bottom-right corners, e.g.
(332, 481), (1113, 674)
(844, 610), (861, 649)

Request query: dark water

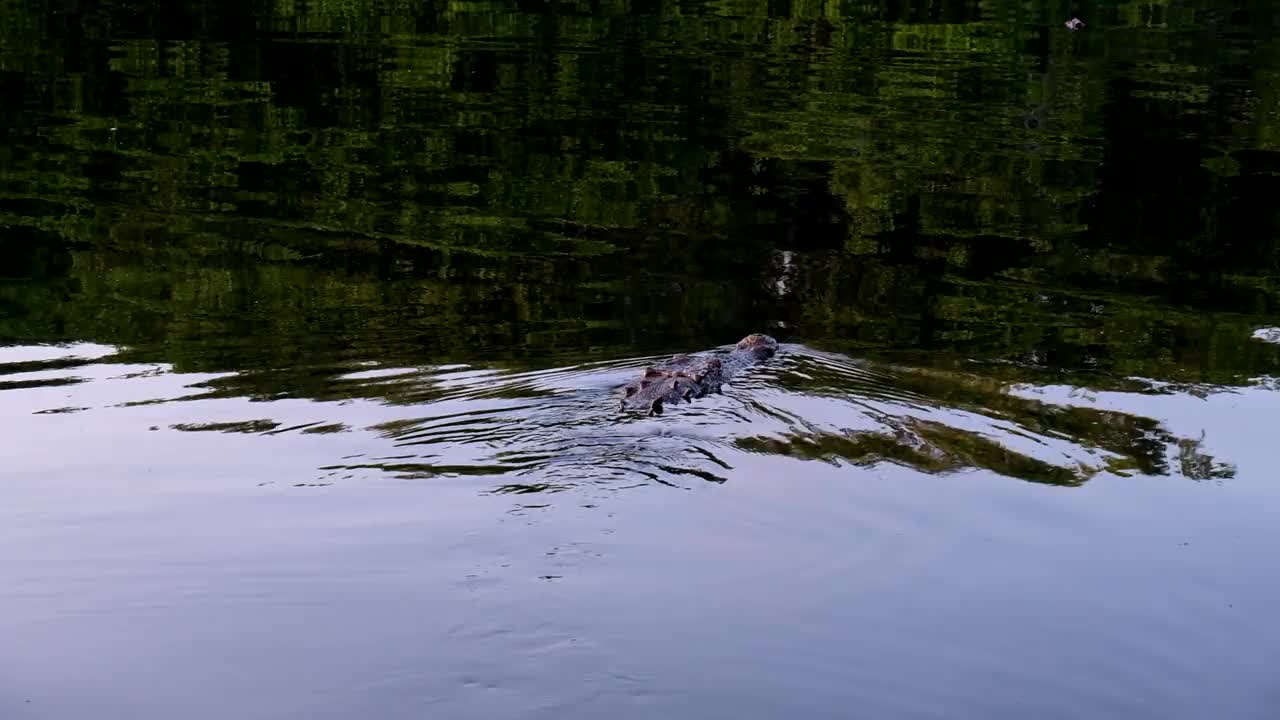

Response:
(4, 0), (1280, 717)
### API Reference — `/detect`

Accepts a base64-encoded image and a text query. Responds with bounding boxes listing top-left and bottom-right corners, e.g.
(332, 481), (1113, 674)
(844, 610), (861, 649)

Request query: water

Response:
(3, 0), (1280, 717)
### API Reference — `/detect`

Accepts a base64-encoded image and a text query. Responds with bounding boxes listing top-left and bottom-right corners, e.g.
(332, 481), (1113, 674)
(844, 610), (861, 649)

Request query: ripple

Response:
(1251, 327), (1280, 345)
(0, 340), (1246, 492)
(0, 342), (119, 366)
(299, 344), (1242, 489)
(171, 420), (282, 434)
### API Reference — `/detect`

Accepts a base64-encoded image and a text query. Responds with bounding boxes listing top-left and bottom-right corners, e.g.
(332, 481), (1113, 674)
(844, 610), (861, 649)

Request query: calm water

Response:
(4, 0), (1280, 717)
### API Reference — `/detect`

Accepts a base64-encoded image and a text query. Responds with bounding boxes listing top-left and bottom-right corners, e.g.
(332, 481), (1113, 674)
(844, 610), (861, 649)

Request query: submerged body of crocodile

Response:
(620, 334), (779, 415)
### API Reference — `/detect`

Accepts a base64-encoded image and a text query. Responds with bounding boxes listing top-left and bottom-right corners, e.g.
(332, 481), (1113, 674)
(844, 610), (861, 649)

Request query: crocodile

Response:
(620, 334), (779, 415)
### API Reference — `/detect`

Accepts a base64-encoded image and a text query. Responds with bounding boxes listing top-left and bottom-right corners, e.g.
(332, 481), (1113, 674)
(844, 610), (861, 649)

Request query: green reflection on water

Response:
(1, 0), (1278, 389)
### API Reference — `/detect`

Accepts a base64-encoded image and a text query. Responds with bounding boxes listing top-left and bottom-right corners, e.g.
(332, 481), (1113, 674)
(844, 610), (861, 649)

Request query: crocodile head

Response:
(735, 334), (779, 359)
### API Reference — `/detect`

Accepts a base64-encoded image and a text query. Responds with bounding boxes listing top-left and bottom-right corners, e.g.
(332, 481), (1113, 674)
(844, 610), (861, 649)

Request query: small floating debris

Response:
(1065, 17), (1085, 30)
(1250, 327), (1280, 345)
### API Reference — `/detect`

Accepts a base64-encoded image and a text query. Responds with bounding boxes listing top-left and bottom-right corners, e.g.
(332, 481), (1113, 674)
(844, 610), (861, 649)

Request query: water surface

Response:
(3, 0), (1280, 717)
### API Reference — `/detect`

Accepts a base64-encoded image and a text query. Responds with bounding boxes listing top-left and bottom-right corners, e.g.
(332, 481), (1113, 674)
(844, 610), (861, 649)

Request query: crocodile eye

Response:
(624, 385), (637, 397)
